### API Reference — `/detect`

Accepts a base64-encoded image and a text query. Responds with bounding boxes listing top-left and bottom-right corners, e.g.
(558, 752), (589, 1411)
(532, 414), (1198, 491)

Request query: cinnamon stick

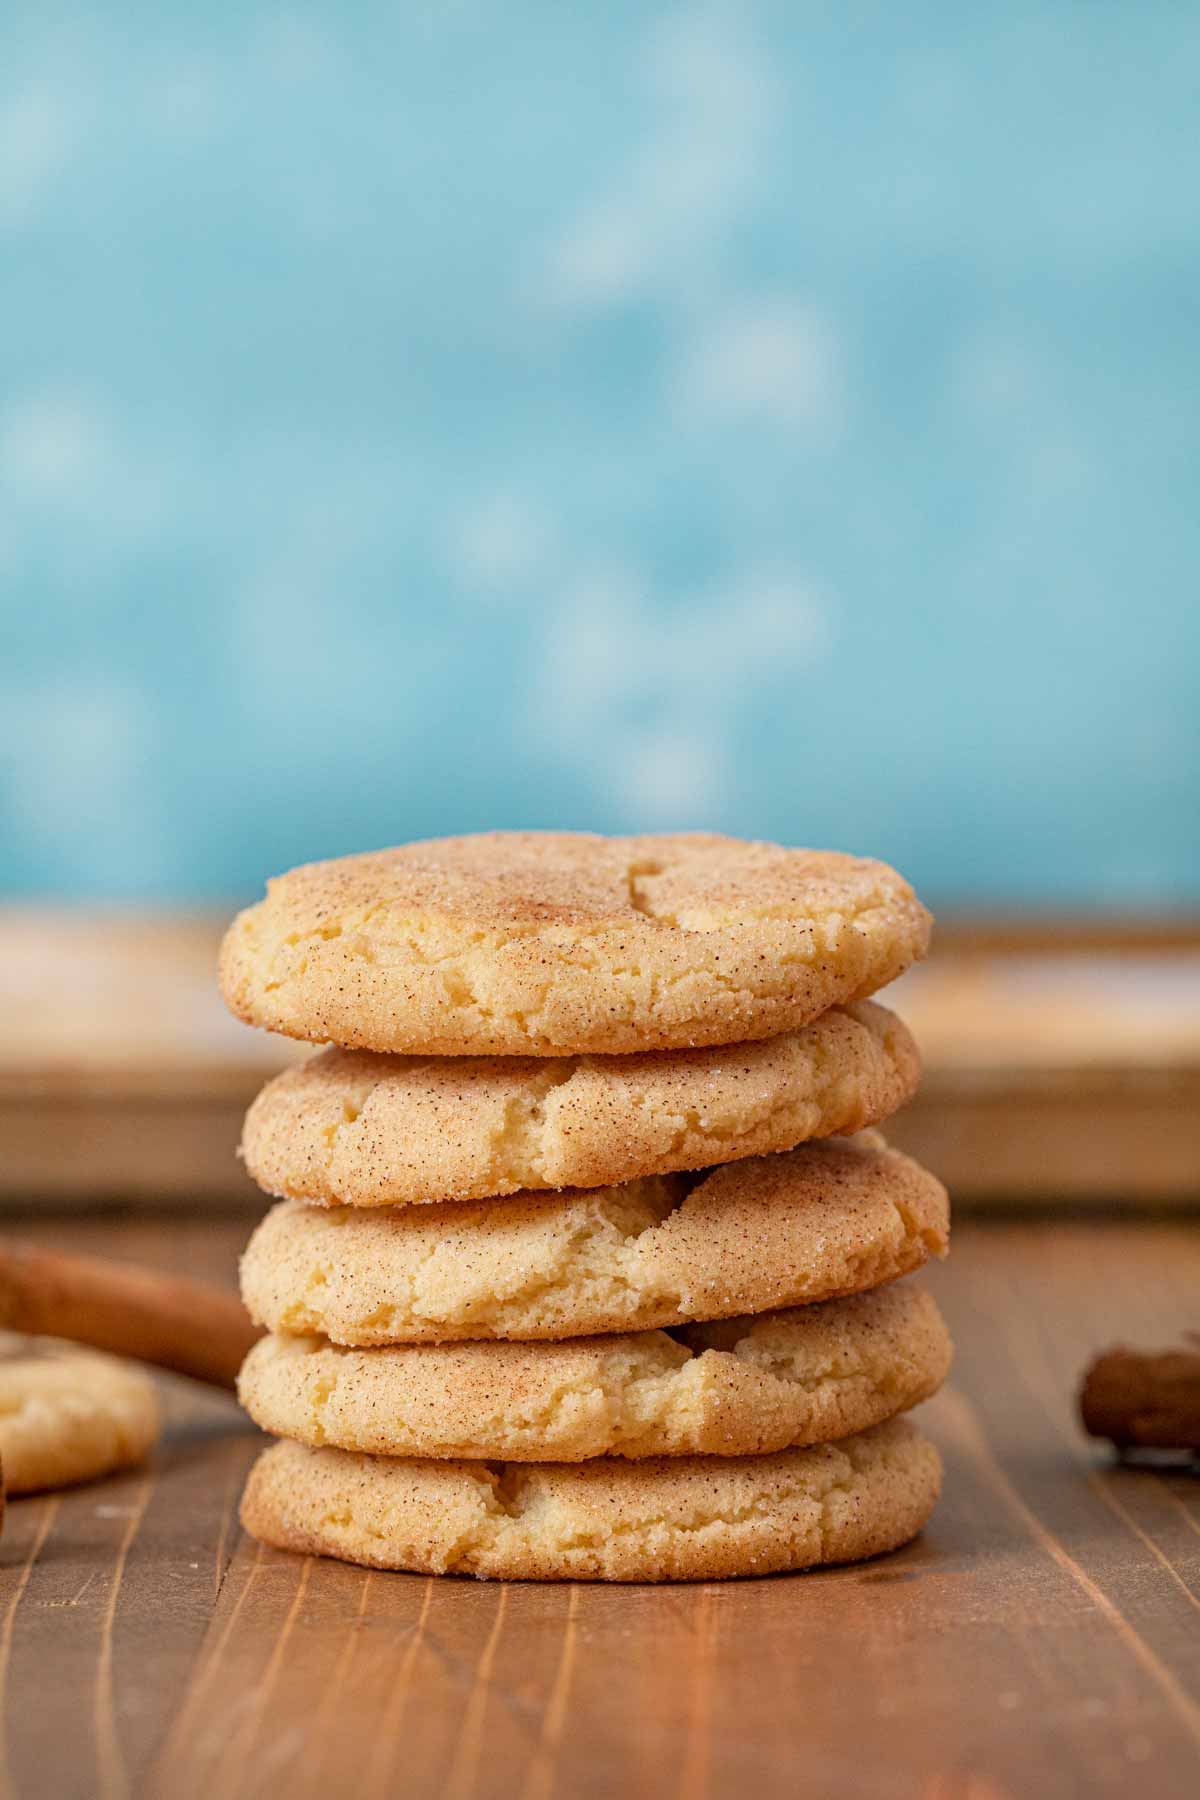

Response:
(0, 1241), (261, 1390)
(1079, 1338), (1200, 1453)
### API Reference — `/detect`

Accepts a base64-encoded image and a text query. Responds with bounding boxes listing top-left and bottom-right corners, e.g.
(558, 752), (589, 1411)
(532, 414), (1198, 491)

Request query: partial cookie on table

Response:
(0, 1339), (160, 1492)
(239, 1283), (951, 1462)
(220, 831), (931, 1057)
(241, 1417), (942, 1582)
(241, 999), (920, 1207)
(240, 1133), (949, 1346)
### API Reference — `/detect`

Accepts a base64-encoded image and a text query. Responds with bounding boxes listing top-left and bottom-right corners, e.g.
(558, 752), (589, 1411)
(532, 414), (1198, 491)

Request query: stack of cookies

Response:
(220, 832), (951, 1583)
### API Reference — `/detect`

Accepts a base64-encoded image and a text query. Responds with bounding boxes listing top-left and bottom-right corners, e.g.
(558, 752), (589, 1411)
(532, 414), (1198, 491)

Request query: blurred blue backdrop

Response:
(3, 3), (1198, 908)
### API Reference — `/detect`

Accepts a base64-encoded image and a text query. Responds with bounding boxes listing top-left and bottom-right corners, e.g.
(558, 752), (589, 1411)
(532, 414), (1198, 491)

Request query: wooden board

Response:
(0, 1215), (1197, 1798)
(2, 911), (1199, 1207)
(886, 942), (1200, 1201)
(0, 913), (287, 1206)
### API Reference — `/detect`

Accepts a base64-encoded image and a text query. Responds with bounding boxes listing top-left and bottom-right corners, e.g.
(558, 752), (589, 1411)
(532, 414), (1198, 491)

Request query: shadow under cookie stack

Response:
(221, 832), (951, 1584)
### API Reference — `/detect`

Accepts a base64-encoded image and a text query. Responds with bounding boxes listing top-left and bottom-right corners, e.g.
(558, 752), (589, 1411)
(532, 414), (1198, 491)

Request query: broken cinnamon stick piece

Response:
(1079, 1338), (1200, 1453)
(0, 1241), (261, 1390)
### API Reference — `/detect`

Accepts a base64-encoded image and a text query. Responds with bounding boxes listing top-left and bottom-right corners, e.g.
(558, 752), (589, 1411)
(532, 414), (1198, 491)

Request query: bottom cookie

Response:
(240, 1418), (941, 1582)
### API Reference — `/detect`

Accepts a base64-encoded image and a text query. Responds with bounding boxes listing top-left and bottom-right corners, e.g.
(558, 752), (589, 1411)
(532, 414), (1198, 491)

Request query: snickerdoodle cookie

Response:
(219, 832), (931, 1056)
(240, 1417), (941, 1581)
(0, 1340), (159, 1492)
(240, 1134), (949, 1346)
(241, 999), (919, 1207)
(238, 1282), (950, 1462)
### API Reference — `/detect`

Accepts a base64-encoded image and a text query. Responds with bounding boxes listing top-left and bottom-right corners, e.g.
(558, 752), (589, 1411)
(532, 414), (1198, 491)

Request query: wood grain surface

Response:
(0, 1216), (1196, 1799)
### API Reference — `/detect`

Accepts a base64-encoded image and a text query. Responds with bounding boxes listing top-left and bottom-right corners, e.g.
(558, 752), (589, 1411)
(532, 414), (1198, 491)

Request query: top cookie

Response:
(219, 832), (931, 1055)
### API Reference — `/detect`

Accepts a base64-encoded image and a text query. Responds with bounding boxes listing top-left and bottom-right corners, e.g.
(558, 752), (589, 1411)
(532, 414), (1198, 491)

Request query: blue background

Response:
(3, 4), (1198, 908)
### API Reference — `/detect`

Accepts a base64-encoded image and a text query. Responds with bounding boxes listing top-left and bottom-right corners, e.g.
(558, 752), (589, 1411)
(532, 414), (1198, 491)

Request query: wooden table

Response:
(1, 1215), (1198, 1798)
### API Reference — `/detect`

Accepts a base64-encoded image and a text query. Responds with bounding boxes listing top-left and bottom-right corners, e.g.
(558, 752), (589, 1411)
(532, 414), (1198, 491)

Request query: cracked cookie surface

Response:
(238, 1283), (950, 1461)
(219, 831), (931, 1056)
(239, 1134), (949, 1345)
(239, 1417), (941, 1580)
(241, 999), (919, 1207)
